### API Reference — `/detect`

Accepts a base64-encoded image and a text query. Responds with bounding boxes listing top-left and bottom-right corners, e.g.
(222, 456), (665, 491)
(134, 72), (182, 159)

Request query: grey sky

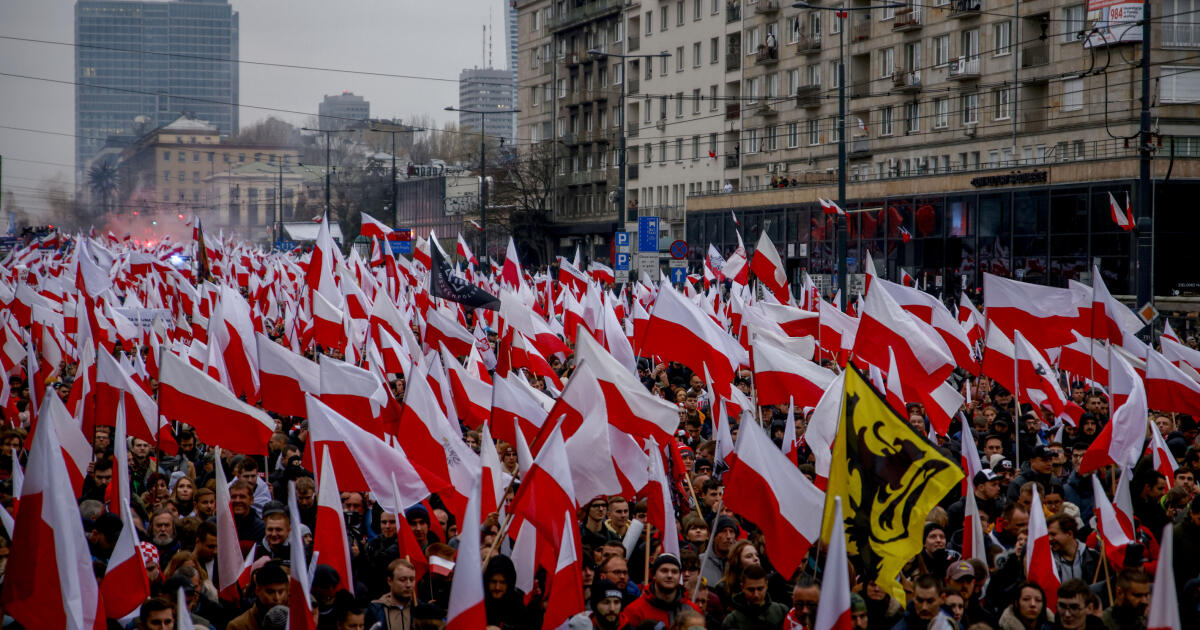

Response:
(0, 0), (505, 218)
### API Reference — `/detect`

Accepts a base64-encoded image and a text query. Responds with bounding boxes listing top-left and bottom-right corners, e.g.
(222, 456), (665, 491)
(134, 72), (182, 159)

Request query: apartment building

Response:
(626, 0), (733, 247)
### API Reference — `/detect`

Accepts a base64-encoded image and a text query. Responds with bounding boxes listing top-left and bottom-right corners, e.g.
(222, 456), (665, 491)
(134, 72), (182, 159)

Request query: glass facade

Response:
(683, 179), (1197, 298)
(76, 0), (239, 176)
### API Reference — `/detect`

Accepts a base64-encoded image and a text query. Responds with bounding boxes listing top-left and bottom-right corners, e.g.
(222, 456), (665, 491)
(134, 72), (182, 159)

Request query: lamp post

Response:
(586, 49), (671, 236)
(445, 105), (519, 265)
(370, 122), (414, 225)
(794, 1), (902, 311)
(300, 127), (355, 217)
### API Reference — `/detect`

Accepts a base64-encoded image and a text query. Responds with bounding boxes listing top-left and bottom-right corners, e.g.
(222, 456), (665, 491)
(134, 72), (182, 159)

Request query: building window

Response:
(879, 47), (894, 77)
(747, 77), (760, 103)
(934, 97), (949, 128)
(661, 6), (669, 30)
(694, 0), (703, 19)
(163, 170), (170, 182)
(1161, 66), (1200, 102)
(962, 93), (979, 124)
(1164, 0), (1200, 46)
(645, 143), (653, 164)
(677, 46), (685, 71)
(830, 61), (841, 88)
(709, 133), (718, 155)
(933, 35), (949, 66)
(693, 88), (702, 113)
(192, 171), (200, 184)
(746, 128), (759, 153)
(178, 172), (185, 183)
(192, 152), (200, 162)
(693, 42), (702, 66)
(1062, 5), (1086, 42)
(831, 11), (841, 34)
(710, 85), (719, 110)
(676, 92), (685, 116)
(788, 68), (800, 94)
(646, 11), (653, 35)
(993, 88), (1011, 120)
(163, 151), (170, 161)
(962, 29), (980, 60)
(881, 106), (894, 135)
(767, 73), (779, 98)
(831, 116), (841, 143)
(807, 119), (820, 145)
(905, 102), (920, 133)
(710, 37), (720, 63)
(788, 122), (799, 147)
(994, 21), (1012, 56)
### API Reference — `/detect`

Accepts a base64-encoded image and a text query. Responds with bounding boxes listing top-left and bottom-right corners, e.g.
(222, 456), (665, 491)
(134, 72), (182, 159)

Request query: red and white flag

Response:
(542, 518), (586, 630)
(813, 497), (851, 630)
(287, 482), (317, 630)
(314, 446), (354, 593)
(101, 401), (151, 619)
(1024, 485), (1061, 608)
(1080, 354), (1146, 473)
(1091, 472), (1135, 569)
(749, 231), (790, 304)
(962, 478), (989, 564)
(724, 420), (824, 578)
(854, 280), (954, 392)
(1145, 350), (1200, 417)
(752, 336), (836, 409)
(0, 388), (103, 630)
(641, 284), (744, 397)
(1146, 524), (1181, 630)
(158, 351), (275, 455)
(1108, 192), (1134, 231)
(574, 333), (681, 445)
(1147, 421), (1179, 485)
(445, 479), (486, 630)
(456, 232), (477, 265)
(360, 211), (394, 238)
(256, 332), (320, 418)
(983, 272), (1084, 350)
(644, 439), (680, 557)
(818, 198), (847, 216)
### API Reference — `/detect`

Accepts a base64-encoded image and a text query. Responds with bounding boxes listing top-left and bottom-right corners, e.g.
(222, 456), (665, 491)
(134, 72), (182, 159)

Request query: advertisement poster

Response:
(1085, 0), (1143, 47)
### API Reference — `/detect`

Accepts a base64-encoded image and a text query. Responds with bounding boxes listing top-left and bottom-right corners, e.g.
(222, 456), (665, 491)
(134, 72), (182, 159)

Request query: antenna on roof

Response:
(488, 7), (494, 68)
(482, 24), (486, 69)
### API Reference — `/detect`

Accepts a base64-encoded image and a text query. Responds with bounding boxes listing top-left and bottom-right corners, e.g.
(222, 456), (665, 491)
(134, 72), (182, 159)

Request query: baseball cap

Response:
(973, 469), (998, 485)
(947, 560), (976, 581)
(261, 501), (288, 519)
(998, 459), (1015, 472)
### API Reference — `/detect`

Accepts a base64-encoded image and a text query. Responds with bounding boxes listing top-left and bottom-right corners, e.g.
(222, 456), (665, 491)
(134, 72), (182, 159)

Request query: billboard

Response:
(1085, 0), (1143, 47)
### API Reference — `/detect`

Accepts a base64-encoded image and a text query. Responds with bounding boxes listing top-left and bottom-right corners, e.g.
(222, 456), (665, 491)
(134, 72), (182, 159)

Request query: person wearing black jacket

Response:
(484, 555), (526, 630)
(1007, 446), (1057, 502)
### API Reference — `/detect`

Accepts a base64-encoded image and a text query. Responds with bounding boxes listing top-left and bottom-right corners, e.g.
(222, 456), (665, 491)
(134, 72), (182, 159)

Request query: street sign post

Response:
(638, 216), (659, 253)
(615, 252), (631, 271)
(615, 270), (630, 283)
(615, 231), (630, 251)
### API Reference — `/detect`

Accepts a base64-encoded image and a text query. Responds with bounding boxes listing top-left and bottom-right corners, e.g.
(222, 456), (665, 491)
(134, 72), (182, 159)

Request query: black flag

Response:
(429, 242), (501, 311)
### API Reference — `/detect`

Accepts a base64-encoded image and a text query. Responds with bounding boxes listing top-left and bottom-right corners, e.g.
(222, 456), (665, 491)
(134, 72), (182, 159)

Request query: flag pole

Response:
(643, 522), (652, 584)
(1012, 351), (1021, 471)
(482, 509), (517, 567)
(690, 498), (723, 601)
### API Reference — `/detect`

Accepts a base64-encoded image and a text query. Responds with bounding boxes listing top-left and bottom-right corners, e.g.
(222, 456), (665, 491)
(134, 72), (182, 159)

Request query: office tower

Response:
(317, 91), (370, 131)
(458, 68), (516, 145)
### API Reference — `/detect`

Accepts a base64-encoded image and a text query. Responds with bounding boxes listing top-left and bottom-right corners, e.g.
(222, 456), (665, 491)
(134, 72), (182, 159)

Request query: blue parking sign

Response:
(615, 231), (630, 248)
(638, 217), (659, 252)
(615, 252), (631, 270)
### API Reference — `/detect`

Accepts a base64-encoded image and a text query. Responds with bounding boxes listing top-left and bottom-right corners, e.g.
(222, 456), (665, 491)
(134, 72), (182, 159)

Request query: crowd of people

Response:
(0, 230), (1193, 630)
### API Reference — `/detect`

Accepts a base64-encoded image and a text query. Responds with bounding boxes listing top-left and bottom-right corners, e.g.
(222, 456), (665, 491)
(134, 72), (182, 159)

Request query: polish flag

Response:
(884, 348), (907, 418)
(256, 332), (320, 418)
(158, 351), (275, 455)
(1090, 473), (1134, 569)
(542, 518), (586, 630)
(1161, 337), (1200, 374)
(751, 336), (836, 408)
(510, 425), (576, 547)
(558, 260), (589, 295)
(34, 388), (100, 497)
(574, 333), (681, 445)
(641, 284), (744, 397)
(213, 446), (252, 600)
(758, 303), (821, 339)
(724, 419), (824, 578)
(441, 345), (492, 430)
(1090, 266), (1143, 346)
(287, 482), (317, 630)
(1145, 350), (1200, 417)
(899, 227), (912, 244)
(1108, 192), (1134, 231)
(899, 268), (915, 287)
(1162, 320), (1181, 345)
(94, 350), (162, 447)
(360, 211), (394, 238)
(305, 394), (433, 513)
(479, 424), (508, 516)
(983, 272), (1085, 351)
(499, 329), (563, 389)
(314, 447), (354, 593)
(1024, 485), (1061, 608)
(962, 479), (989, 564)
(803, 372), (845, 490)
(818, 198), (847, 216)
(1079, 353), (1146, 474)
(489, 371), (552, 447)
(101, 400), (151, 618)
(813, 497), (852, 630)
(319, 355), (392, 437)
(445, 480), (487, 630)
(588, 261), (615, 285)
(781, 399), (799, 466)
(1013, 331), (1075, 423)
(500, 237), (524, 291)
(644, 440), (680, 556)
(874, 277), (979, 374)
(1057, 331), (1109, 385)
(1147, 422), (1179, 485)
(306, 211), (345, 317)
(818, 299), (857, 365)
(425, 307), (475, 358)
(854, 279), (954, 392)
(0, 388), (103, 630)
(1146, 525), (1181, 630)
(397, 359), (474, 516)
(310, 290), (347, 351)
(750, 231), (790, 304)
(957, 293), (985, 347)
(214, 285), (260, 400)
(456, 233), (477, 265)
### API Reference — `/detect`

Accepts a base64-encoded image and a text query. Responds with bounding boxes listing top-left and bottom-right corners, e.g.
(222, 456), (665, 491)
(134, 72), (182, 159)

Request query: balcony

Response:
(947, 56), (980, 80)
(892, 69), (922, 92)
(726, 52), (741, 71)
(562, 133), (580, 146)
(628, 78), (640, 94)
(756, 102), (779, 117)
(628, 35), (640, 52)
(755, 46), (779, 65)
(628, 164), (639, 180)
(726, 1), (741, 22)
(851, 21), (871, 42)
(563, 51), (584, 67)
(726, 102), (741, 120)
(627, 121), (639, 137)
(848, 138), (872, 159)
(755, 0), (780, 14)
(795, 85), (821, 108)
(725, 154), (740, 168)
(1023, 111), (1046, 132)
(1021, 42), (1049, 68)
(949, 0), (981, 18)
(551, 0), (623, 32)
(893, 7), (922, 30)
(796, 33), (822, 54)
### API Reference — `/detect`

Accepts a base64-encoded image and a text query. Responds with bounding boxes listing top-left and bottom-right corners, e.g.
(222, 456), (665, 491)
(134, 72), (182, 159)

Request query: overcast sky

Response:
(0, 0), (505, 218)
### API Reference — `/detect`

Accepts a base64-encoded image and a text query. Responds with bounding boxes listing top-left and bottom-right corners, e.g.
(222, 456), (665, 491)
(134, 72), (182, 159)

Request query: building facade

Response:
(318, 92), (370, 131)
(205, 162), (320, 241)
(506, 0), (522, 141)
(75, 0), (239, 178)
(458, 68), (518, 145)
(116, 115), (301, 229)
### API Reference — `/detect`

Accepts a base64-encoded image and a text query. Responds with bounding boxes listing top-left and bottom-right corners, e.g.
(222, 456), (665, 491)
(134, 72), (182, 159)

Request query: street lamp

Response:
(370, 122), (416, 226)
(299, 127), (355, 217)
(445, 105), (519, 264)
(587, 49), (670, 237)
(794, 1), (903, 311)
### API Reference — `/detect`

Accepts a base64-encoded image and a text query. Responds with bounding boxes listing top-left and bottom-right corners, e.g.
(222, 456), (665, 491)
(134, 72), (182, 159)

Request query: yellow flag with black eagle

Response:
(821, 366), (963, 603)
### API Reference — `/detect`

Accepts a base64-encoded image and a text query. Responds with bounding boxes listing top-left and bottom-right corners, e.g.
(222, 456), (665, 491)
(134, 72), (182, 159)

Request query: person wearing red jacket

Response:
(618, 553), (701, 629)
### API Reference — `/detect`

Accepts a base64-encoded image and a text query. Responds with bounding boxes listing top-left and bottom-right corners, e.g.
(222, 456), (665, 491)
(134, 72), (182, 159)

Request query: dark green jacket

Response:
(721, 592), (789, 630)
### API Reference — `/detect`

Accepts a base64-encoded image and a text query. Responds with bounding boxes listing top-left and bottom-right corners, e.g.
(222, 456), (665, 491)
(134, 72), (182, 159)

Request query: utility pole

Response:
(300, 127), (353, 217)
(1136, 0), (1153, 308)
(445, 106), (519, 264)
(370, 122), (407, 224)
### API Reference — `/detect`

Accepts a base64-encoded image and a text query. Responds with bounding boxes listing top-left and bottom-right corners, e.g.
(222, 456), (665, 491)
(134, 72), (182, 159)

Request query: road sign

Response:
(615, 269), (630, 283)
(669, 239), (689, 260)
(1137, 302), (1159, 325)
(615, 231), (630, 249)
(638, 216), (659, 253)
(615, 252), (631, 271)
(637, 254), (660, 278)
(389, 240), (413, 255)
(670, 267), (687, 285)
(274, 240), (297, 252)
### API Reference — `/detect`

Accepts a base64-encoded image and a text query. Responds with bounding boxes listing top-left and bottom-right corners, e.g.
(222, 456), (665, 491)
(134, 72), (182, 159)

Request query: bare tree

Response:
(491, 142), (556, 265)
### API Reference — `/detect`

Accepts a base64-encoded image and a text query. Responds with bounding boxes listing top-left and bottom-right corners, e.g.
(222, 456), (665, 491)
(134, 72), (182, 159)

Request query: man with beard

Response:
(587, 580), (625, 630)
(227, 562), (290, 630)
(619, 553), (700, 628)
(79, 456), (113, 504)
(129, 437), (154, 496)
(150, 508), (181, 566)
(192, 521), (219, 579)
(1100, 568), (1151, 630)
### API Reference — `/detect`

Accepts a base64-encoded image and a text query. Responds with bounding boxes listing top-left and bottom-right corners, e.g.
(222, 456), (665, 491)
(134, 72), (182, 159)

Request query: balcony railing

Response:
(1021, 42), (1049, 68)
(726, 2), (741, 22)
(551, 0), (623, 31)
(725, 154), (740, 168)
(795, 85), (821, 108)
(851, 21), (871, 42)
(1023, 111), (1046, 132)
(893, 6), (922, 30)
(627, 121), (639, 137)
(755, 46), (779, 64)
(755, 0), (780, 14)
(796, 33), (821, 54)
(948, 56), (980, 79)
(756, 102), (779, 116)
(726, 102), (741, 120)
(892, 69), (922, 92)
(628, 78), (640, 94)
(848, 138), (871, 158)
(949, 0), (981, 17)
(726, 52), (741, 71)
(628, 35), (640, 52)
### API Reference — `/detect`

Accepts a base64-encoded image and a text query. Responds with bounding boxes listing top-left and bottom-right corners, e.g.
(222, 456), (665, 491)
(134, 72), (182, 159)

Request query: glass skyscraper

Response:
(75, 0), (239, 177)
